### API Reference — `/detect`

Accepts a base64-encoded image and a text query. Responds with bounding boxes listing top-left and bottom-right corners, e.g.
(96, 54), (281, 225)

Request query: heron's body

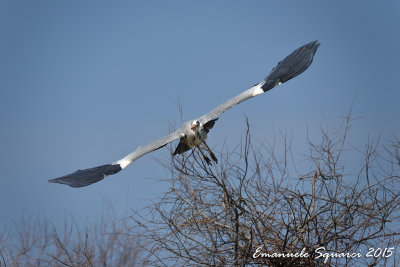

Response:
(186, 127), (204, 148)
(172, 118), (217, 157)
(49, 41), (320, 187)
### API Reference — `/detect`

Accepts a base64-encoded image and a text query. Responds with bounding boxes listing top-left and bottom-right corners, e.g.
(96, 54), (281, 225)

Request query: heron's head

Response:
(190, 120), (200, 131)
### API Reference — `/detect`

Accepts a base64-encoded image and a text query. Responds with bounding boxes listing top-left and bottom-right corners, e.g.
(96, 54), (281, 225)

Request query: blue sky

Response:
(1, 1), (399, 228)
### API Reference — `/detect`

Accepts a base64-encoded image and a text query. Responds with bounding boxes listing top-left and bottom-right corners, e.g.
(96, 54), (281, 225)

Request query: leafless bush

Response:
(0, 213), (142, 267)
(2, 112), (399, 267)
(129, 113), (400, 266)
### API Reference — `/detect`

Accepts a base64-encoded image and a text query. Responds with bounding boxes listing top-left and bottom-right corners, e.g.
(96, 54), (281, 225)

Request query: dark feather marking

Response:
(48, 164), (122, 188)
(173, 140), (191, 155)
(203, 118), (219, 133)
(262, 40), (320, 92)
(154, 143), (168, 151)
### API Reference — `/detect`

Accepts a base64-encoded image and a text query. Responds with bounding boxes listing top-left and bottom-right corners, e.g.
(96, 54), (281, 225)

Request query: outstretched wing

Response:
(49, 41), (319, 188)
(49, 129), (183, 187)
(198, 41), (320, 124)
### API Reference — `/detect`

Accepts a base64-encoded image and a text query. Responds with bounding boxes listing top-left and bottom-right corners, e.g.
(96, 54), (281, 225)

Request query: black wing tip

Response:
(261, 40), (320, 92)
(49, 164), (122, 188)
(306, 40), (321, 56)
(309, 40), (321, 48)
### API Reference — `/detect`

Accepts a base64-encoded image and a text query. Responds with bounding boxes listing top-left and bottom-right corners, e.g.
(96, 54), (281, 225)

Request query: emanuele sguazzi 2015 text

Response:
(253, 246), (394, 263)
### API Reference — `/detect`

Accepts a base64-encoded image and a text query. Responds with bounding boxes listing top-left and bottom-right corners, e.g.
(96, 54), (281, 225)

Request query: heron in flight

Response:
(49, 41), (320, 187)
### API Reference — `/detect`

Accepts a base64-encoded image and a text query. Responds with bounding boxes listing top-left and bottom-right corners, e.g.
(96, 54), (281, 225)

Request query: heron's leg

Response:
(203, 141), (218, 163)
(196, 146), (211, 165)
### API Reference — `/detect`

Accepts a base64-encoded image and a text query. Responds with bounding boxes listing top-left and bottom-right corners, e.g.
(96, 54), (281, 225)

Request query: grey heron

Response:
(49, 41), (320, 187)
